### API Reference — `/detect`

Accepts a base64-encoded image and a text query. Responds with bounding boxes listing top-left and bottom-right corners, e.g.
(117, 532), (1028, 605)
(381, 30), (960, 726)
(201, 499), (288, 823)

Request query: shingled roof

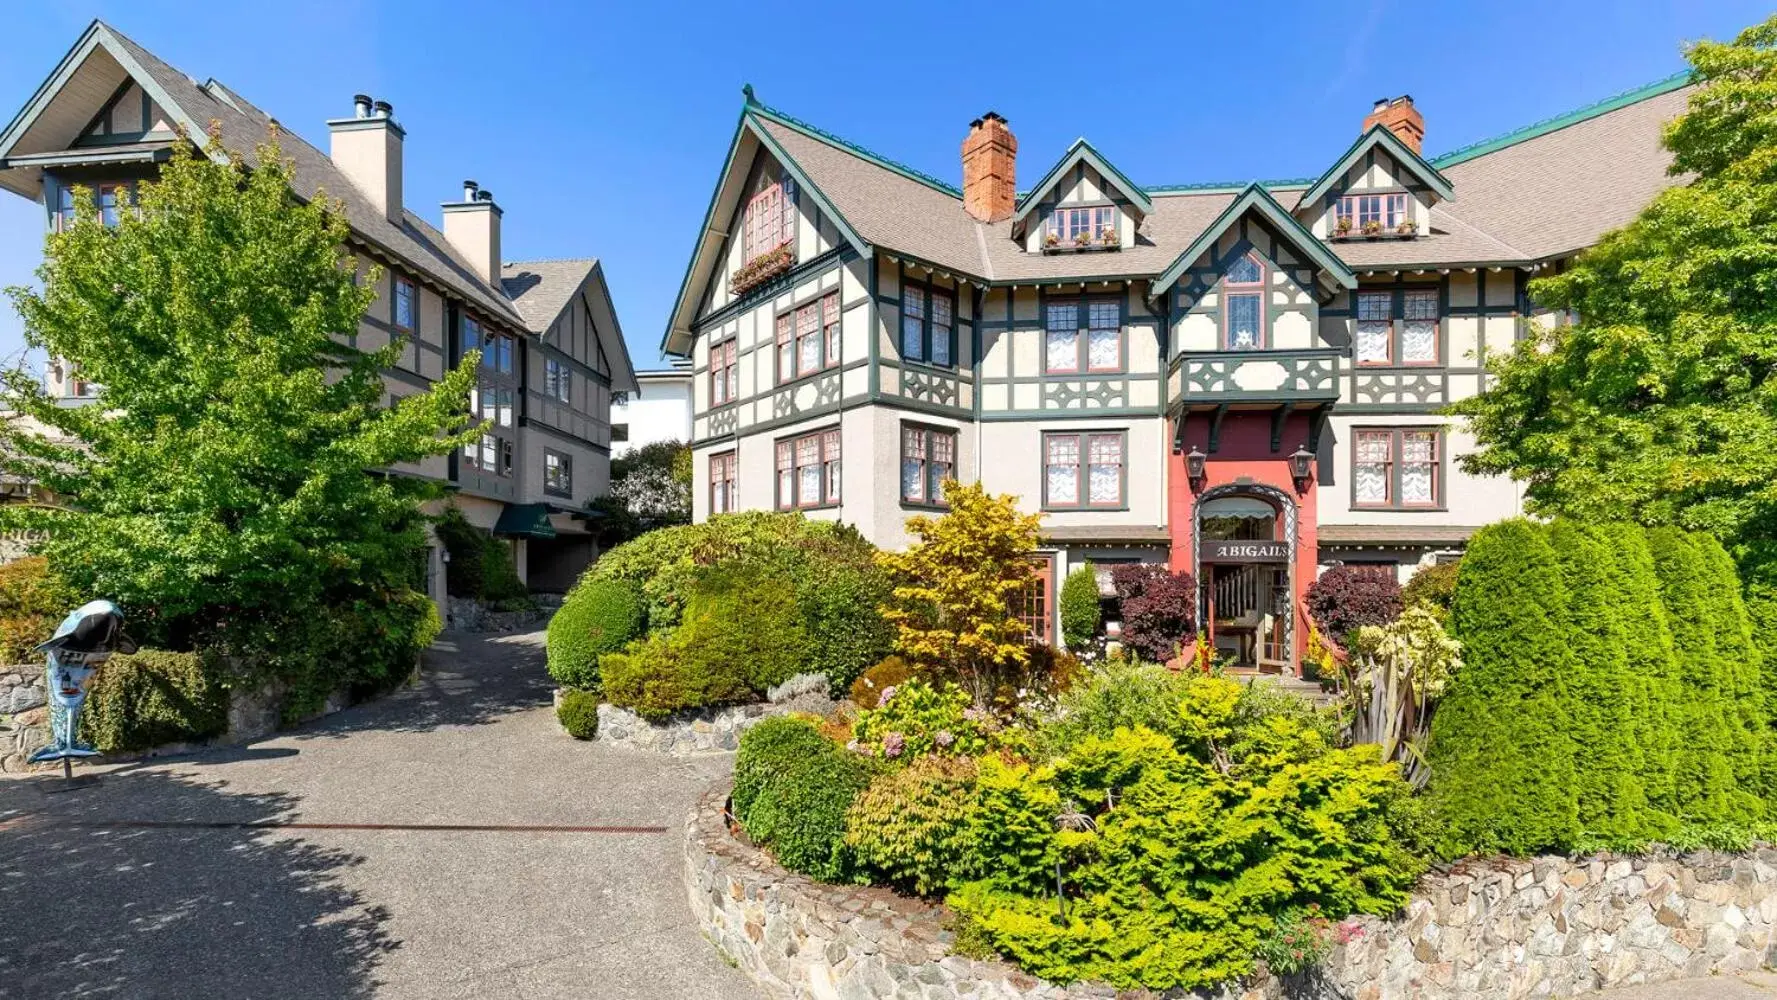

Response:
(720, 73), (1694, 288)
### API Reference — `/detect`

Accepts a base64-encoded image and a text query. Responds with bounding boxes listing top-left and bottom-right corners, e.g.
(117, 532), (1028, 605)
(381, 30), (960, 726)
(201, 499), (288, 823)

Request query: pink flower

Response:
(883, 732), (905, 759)
(934, 730), (955, 749)
(962, 707), (985, 722)
(877, 685), (897, 707)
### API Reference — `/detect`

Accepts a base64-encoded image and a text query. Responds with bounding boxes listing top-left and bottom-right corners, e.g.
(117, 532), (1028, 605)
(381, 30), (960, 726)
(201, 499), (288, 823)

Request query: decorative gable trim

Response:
(1012, 138), (1152, 226)
(660, 94), (870, 357)
(1294, 125), (1455, 212)
(1152, 183), (1356, 299)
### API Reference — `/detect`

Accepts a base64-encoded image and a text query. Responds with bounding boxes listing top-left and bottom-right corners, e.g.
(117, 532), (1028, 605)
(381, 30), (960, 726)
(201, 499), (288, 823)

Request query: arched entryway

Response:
(1190, 484), (1298, 672)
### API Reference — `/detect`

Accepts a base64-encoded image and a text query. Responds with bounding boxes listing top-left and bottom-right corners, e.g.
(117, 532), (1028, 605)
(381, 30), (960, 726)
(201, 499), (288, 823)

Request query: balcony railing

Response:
(1168, 348), (1341, 408)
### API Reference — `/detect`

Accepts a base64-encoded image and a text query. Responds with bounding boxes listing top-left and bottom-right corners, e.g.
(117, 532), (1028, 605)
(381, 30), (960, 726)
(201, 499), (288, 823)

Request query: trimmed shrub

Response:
(1059, 566), (1101, 651)
(1400, 561), (1459, 622)
(1427, 519), (1578, 857)
(1305, 566), (1403, 645)
(556, 688), (600, 740)
(546, 578), (642, 690)
(846, 754), (984, 895)
(1596, 522), (1681, 822)
(84, 650), (229, 754)
(0, 557), (76, 664)
(850, 655), (916, 709)
(436, 506), (529, 604)
(678, 563), (807, 693)
(797, 558), (895, 695)
(600, 634), (750, 721)
(733, 715), (875, 882)
(1110, 564), (1197, 662)
(851, 679), (994, 761)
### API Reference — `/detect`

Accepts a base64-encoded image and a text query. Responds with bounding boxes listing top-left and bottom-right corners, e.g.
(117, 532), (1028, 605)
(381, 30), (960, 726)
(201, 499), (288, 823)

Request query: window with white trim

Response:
(1223, 252), (1265, 350)
(900, 424), (955, 507)
(1353, 428), (1441, 508)
(1335, 193), (1408, 232)
(544, 449), (572, 497)
(1043, 431), (1125, 509)
(775, 428), (840, 509)
(1046, 205), (1116, 246)
(710, 451), (737, 514)
(1044, 299), (1121, 373)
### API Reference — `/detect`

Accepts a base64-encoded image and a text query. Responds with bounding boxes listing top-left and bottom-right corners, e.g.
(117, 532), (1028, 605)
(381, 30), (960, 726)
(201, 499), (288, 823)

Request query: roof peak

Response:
(1429, 69), (1692, 168)
(748, 100), (961, 198)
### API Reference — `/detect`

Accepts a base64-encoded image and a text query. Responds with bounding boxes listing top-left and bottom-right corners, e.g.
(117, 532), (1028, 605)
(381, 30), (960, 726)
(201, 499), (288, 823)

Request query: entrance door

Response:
(1197, 493), (1292, 672)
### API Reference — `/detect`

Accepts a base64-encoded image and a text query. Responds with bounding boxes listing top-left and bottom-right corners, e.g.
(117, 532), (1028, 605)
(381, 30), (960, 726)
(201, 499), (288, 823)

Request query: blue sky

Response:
(0, 1), (1768, 373)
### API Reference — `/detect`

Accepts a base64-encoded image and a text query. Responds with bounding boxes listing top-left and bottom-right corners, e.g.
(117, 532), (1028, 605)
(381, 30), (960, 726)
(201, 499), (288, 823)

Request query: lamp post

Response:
(1185, 446), (1207, 493)
(1289, 445), (1316, 494)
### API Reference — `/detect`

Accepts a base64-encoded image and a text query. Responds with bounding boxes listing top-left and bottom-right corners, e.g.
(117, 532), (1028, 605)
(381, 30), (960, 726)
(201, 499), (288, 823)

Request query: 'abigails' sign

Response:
(1202, 539), (1289, 563)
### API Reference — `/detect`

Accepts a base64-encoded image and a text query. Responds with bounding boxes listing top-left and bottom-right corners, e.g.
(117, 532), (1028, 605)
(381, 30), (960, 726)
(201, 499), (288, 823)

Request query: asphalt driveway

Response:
(0, 630), (760, 1000)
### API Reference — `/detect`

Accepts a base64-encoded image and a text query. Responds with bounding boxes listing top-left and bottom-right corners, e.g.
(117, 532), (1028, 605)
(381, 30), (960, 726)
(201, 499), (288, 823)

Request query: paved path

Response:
(1589, 972), (1777, 998)
(0, 631), (761, 1000)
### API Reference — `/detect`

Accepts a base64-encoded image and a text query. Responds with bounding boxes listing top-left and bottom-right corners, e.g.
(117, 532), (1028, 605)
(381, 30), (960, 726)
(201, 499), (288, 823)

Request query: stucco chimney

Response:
(327, 95), (405, 224)
(962, 111), (1017, 223)
(443, 183), (502, 287)
(1362, 95), (1425, 153)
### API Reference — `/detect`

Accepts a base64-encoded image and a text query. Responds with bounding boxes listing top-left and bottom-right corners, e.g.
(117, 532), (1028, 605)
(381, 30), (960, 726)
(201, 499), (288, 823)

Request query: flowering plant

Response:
(1098, 226), (1118, 245)
(1073, 230), (1092, 246)
(1360, 219), (1384, 236)
(1044, 231), (1061, 248)
(729, 242), (794, 296)
(851, 678), (993, 762)
(1255, 905), (1336, 975)
(1395, 219), (1416, 236)
(1333, 215), (1353, 235)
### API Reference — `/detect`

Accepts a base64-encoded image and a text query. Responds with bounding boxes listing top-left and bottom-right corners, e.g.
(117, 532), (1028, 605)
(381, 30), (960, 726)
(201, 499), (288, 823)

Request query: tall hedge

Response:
(1594, 522), (1680, 831)
(1427, 519), (1578, 856)
(1547, 522), (1649, 842)
(1059, 566), (1101, 651)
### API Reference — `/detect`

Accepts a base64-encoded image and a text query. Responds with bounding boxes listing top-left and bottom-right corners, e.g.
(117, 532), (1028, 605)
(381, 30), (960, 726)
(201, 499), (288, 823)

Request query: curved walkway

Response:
(0, 631), (761, 1000)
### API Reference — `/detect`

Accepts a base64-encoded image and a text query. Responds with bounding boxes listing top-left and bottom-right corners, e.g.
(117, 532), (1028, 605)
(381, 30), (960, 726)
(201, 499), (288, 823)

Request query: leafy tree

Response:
(1451, 17), (1777, 610)
(1399, 561), (1459, 623)
(1594, 522), (1681, 821)
(590, 440), (691, 545)
(1426, 519), (1578, 857)
(0, 131), (477, 663)
(1058, 565), (1101, 651)
(877, 480), (1043, 708)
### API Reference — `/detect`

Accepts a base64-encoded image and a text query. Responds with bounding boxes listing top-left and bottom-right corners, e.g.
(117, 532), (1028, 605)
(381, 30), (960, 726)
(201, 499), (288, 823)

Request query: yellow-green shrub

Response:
(846, 755), (984, 894)
(0, 557), (75, 664)
(84, 650), (229, 753)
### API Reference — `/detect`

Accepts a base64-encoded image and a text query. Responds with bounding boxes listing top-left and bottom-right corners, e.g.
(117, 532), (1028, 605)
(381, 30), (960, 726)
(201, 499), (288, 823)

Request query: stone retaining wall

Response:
(446, 597), (546, 633)
(595, 694), (831, 755)
(685, 779), (1777, 1000)
(0, 663), (47, 771)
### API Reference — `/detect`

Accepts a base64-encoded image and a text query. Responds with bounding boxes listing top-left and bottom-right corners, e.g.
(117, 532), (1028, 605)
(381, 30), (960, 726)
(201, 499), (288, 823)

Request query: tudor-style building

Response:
(0, 21), (638, 600)
(665, 77), (1690, 673)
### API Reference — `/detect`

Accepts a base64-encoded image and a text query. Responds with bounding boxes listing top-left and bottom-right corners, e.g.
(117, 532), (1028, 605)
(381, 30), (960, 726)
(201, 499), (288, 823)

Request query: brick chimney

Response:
(327, 94), (404, 224)
(962, 112), (1017, 223)
(442, 182), (502, 287)
(1362, 95), (1425, 154)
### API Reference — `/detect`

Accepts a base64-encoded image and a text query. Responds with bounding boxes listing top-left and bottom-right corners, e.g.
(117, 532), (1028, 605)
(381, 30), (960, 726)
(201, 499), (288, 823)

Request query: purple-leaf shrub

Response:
(1304, 565), (1403, 644)
(1110, 564), (1198, 663)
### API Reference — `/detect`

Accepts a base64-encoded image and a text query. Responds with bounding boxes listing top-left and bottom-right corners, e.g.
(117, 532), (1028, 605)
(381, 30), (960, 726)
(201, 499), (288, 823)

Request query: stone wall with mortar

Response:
(0, 663), (48, 771)
(446, 596), (547, 633)
(593, 693), (833, 755)
(685, 780), (1777, 1000)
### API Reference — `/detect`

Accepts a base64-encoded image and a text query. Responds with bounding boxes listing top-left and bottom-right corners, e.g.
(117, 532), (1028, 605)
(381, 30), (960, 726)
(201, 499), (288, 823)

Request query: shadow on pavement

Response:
(288, 630), (554, 742)
(0, 768), (397, 999)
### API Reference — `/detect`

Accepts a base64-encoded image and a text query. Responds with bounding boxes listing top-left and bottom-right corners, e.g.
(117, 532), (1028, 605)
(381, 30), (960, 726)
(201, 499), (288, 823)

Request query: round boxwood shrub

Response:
(546, 578), (642, 690)
(1059, 565), (1101, 651)
(732, 715), (874, 882)
(84, 650), (229, 754)
(556, 688), (600, 740)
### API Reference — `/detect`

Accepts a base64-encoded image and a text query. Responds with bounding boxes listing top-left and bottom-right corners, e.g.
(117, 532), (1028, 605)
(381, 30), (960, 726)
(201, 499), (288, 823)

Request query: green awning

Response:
(493, 503), (557, 539)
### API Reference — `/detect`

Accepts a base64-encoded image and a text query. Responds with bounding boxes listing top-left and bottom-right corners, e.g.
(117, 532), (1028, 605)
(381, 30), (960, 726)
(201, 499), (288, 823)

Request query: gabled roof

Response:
(1012, 138), (1152, 225)
(1153, 183), (1356, 296)
(503, 258), (638, 393)
(1294, 124), (1456, 211)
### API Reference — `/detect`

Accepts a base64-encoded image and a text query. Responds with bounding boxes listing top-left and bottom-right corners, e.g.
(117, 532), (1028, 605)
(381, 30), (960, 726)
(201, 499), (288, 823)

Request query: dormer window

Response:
(1223, 252), (1266, 350)
(1333, 193), (1409, 237)
(1043, 206), (1118, 252)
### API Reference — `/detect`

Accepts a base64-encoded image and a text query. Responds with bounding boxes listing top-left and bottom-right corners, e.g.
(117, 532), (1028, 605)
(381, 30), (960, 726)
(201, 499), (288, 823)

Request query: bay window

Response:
(775, 428), (840, 509)
(1043, 431), (1125, 509)
(1353, 428), (1442, 509)
(1044, 299), (1121, 373)
(900, 424), (955, 507)
(900, 282), (954, 367)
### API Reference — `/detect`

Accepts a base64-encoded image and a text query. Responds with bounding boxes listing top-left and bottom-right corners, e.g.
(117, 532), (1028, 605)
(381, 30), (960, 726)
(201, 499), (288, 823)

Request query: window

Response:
(1223, 253), (1265, 350)
(545, 358), (572, 403)
(1014, 556), (1056, 644)
(709, 451), (737, 514)
(393, 276), (415, 331)
(1046, 206), (1117, 245)
(774, 428), (841, 509)
(776, 292), (842, 383)
(1044, 299), (1122, 373)
(1043, 431), (1125, 509)
(709, 338), (738, 406)
(1336, 193), (1408, 231)
(461, 317), (514, 374)
(1340, 561), (1401, 582)
(742, 178), (795, 261)
(57, 183), (125, 230)
(461, 384), (516, 478)
(544, 449), (572, 497)
(900, 424), (956, 506)
(56, 185), (73, 230)
(1354, 288), (1439, 366)
(900, 283), (954, 367)
(1353, 428), (1442, 509)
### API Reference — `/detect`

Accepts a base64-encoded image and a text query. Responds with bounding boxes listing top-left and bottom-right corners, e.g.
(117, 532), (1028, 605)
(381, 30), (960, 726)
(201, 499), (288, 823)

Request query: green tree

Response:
(1058, 565), (1101, 651)
(590, 439), (691, 545)
(1451, 18), (1777, 609)
(1593, 522), (1681, 830)
(1426, 519), (1578, 856)
(0, 131), (477, 659)
(876, 480), (1043, 708)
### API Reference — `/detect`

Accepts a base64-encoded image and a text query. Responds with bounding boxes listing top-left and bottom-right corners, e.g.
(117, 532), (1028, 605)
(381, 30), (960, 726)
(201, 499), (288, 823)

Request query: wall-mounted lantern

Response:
(1185, 446), (1207, 492)
(1289, 445), (1316, 494)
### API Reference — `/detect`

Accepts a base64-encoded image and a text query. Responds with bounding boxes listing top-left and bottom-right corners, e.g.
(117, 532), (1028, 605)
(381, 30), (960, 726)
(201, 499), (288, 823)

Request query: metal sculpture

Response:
(28, 599), (137, 769)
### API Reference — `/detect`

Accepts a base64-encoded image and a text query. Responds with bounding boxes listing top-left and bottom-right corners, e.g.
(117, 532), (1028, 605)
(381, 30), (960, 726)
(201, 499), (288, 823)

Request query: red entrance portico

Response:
(1168, 407), (1327, 676)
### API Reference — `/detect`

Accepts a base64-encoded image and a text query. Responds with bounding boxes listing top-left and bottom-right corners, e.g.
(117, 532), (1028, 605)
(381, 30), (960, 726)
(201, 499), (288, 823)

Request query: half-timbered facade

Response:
(0, 21), (638, 601)
(666, 76), (1692, 672)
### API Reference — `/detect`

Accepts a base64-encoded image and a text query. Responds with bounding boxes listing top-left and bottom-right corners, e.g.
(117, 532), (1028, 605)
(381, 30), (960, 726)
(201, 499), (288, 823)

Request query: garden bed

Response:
(684, 780), (1278, 1000)
(557, 693), (831, 755)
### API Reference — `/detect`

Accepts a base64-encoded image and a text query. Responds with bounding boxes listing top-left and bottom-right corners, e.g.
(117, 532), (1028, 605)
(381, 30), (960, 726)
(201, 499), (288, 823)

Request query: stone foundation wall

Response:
(596, 694), (831, 755)
(0, 663), (47, 771)
(1325, 851), (1777, 999)
(446, 597), (546, 633)
(685, 779), (1777, 1000)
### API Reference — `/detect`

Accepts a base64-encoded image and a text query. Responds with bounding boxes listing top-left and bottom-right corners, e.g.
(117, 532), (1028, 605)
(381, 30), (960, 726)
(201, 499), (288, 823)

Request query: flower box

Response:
(729, 243), (794, 297)
(1041, 242), (1122, 255)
